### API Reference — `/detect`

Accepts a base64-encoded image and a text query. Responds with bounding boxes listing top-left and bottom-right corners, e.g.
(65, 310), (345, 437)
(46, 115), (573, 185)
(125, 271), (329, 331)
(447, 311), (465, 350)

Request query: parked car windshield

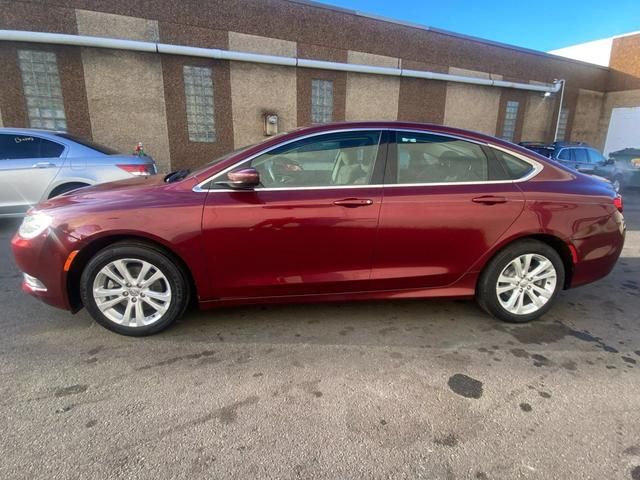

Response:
(54, 133), (120, 155)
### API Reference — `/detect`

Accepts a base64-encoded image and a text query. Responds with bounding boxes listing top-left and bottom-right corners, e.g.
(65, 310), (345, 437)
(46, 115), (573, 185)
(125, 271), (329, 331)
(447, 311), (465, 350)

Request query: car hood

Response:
(35, 175), (169, 212)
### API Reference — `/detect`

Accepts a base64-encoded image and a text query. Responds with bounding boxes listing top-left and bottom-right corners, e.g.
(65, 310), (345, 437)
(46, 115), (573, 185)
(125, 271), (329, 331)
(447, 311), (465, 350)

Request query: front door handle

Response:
(472, 195), (507, 205)
(32, 162), (56, 169)
(333, 198), (374, 208)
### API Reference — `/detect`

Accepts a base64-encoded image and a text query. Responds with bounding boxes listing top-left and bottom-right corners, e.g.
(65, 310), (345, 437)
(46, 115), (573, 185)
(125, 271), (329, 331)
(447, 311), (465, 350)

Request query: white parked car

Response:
(0, 128), (157, 217)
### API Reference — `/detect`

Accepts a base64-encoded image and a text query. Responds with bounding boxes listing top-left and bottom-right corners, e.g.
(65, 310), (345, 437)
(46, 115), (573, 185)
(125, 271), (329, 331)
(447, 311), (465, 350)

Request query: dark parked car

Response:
(519, 141), (622, 192)
(602, 148), (640, 192)
(13, 122), (625, 336)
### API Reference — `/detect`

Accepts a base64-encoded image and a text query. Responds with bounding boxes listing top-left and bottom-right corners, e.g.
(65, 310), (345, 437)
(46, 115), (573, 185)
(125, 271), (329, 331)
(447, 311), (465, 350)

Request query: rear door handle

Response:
(32, 162), (56, 169)
(472, 195), (507, 205)
(333, 198), (374, 208)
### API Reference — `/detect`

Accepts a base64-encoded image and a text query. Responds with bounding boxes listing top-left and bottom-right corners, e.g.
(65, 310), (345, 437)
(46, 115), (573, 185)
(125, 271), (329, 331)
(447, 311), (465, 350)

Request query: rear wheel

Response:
(80, 242), (189, 336)
(477, 240), (565, 323)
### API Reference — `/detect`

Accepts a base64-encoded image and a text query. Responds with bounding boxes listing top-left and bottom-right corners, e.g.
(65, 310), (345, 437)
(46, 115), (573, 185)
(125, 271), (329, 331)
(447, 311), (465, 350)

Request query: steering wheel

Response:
(267, 156), (304, 185)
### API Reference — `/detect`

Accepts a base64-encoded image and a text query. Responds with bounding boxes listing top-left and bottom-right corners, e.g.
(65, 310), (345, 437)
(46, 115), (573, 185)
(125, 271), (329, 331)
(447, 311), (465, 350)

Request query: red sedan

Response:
(12, 122), (625, 336)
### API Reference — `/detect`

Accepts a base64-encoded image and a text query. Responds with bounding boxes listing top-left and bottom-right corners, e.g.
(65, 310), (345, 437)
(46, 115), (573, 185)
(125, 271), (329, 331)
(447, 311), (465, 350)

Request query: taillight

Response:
(614, 195), (623, 213)
(117, 164), (153, 176)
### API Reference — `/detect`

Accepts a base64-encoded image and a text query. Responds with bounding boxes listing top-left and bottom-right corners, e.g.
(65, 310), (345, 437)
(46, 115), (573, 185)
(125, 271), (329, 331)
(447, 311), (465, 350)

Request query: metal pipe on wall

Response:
(0, 29), (563, 94)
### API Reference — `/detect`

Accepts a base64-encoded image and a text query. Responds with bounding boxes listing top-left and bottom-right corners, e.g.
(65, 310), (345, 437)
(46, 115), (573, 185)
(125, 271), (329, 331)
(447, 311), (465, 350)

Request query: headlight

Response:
(18, 213), (53, 240)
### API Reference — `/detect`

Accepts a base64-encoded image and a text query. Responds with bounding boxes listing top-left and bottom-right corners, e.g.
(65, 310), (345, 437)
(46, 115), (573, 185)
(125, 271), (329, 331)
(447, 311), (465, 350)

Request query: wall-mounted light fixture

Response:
(264, 113), (279, 136)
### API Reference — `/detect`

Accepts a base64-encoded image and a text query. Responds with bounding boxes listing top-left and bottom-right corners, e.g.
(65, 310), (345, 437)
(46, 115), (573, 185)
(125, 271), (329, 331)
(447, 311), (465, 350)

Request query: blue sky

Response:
(316, 0), (640, 51)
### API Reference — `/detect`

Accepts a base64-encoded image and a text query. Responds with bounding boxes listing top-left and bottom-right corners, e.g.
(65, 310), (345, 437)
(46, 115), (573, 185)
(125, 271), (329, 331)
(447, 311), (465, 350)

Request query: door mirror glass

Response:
(218, 168), (260, 189)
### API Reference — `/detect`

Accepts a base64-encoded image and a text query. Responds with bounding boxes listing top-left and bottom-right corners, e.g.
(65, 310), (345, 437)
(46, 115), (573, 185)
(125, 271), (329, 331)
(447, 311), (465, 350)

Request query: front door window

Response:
(235, 131), (382, 188)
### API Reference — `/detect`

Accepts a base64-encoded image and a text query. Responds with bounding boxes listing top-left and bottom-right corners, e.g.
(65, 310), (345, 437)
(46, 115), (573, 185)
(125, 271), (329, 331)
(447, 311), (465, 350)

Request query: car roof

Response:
(282, 121), (519, 147)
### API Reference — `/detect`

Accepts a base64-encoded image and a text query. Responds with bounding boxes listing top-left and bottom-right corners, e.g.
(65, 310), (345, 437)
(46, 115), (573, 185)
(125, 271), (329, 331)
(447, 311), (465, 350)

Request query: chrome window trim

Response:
(193, 127), (544, 192)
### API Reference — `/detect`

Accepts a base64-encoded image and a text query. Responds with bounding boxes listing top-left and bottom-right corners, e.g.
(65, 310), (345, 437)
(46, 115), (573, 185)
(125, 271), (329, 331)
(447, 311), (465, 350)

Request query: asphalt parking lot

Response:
(1, 193), (639, 480)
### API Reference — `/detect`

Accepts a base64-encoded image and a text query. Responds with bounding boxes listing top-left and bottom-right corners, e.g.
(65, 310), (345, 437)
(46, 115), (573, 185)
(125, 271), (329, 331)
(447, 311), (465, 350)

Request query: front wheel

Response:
(476, 240), (565, 323)
(80, 242), (190, 336)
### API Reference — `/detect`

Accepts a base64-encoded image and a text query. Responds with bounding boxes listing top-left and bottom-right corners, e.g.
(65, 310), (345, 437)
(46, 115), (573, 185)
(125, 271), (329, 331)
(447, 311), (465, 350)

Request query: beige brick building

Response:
(1, 0), (639, 171)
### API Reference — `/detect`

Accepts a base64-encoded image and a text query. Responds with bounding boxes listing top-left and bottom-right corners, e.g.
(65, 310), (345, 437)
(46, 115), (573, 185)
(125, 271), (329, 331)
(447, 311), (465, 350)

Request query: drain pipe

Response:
(553, 79), (567, 141)
(0, 29), (563, 94)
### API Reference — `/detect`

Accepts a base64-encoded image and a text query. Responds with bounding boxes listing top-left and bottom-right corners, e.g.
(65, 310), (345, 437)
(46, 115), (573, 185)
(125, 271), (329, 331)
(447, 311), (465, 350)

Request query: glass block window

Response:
(311, 79), (333, 124)
(556, 108), (569, 141)
(500, 100), (519, 142)
(18, 50), (67, 131)
(183, 66), (216, 143)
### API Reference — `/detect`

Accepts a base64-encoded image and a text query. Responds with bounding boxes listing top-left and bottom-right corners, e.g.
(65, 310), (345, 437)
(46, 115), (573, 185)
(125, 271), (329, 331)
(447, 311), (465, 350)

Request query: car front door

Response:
(0, 133), (66, 215)
(369, 130), (526, 290)
(589, 148), (614, 177)
(199, 130), (387, 300)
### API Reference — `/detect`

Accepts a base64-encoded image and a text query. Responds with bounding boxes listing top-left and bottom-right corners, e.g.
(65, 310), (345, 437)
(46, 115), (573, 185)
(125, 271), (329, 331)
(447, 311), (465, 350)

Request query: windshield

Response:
(55, 133), (120, 155)
(188, 131), (296, 179)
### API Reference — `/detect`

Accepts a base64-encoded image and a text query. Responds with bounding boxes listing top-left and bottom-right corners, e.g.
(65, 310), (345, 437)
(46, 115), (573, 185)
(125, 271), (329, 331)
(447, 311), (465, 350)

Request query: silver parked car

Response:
(0, 128), (157, 217)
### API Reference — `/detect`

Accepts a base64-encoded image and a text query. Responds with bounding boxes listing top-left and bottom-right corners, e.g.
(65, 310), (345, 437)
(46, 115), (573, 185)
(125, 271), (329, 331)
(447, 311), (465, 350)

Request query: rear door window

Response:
(0, 134), (65, 159)
(391, 132), (491, 184)
(573, 148), (589, 163)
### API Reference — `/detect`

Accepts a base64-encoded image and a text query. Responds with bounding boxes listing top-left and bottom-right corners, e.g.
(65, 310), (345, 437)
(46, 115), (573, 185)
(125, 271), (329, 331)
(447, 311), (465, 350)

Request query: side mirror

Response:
(217, 168), (260, 190)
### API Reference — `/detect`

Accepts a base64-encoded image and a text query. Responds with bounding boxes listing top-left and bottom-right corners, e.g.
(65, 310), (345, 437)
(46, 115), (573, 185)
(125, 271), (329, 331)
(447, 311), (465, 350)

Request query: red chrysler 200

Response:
(12, 122), (625, 336)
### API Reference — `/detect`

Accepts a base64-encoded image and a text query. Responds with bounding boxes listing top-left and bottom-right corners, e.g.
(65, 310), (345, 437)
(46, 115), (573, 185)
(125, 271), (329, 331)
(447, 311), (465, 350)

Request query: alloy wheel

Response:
(496, 253), (557, 315)
(92, 258), (172, 327)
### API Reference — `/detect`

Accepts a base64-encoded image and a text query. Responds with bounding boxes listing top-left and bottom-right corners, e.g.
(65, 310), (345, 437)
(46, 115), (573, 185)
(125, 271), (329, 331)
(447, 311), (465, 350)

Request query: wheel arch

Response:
(66, 233), (198, 312)
(48, 181), (91, 199)
(477, 233), (574, 291)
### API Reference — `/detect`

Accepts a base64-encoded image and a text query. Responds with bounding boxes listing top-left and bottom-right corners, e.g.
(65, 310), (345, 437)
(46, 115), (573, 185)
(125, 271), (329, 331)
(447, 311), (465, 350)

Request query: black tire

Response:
(80, 242), (190, 336)
(476, 239), (565, 323)
(49, 182), (89, 199)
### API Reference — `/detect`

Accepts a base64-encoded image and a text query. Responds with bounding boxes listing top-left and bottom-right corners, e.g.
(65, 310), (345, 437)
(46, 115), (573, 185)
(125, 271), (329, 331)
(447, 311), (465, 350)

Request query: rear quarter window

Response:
(493, 150), (534, 180)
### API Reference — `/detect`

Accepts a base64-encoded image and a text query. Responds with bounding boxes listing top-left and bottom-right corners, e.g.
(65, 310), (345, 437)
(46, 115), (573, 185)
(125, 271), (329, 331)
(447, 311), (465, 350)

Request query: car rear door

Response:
(0, 133), (66, 215)
(556, 148), (576, 170)
(369, 130), (526, 290)
(573, 148), (594, 173)
(199, 130), (388, 300)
